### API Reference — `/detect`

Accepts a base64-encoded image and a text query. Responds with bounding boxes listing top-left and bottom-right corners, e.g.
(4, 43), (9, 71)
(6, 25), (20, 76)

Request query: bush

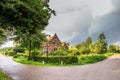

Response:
(34, 56), (78, 64)
(8, 51), (17, 56)
(13, 48), (25, 53)
(13, 53), (24, 58)
(78, 53), (114, 65)
(51, 49), (68, 56)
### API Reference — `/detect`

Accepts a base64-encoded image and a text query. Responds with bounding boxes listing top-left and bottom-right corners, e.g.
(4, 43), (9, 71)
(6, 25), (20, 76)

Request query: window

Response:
(53, 41), (58, 45)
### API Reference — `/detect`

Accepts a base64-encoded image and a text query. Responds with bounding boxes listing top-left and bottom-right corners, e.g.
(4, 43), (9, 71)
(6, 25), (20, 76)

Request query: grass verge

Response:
(0, 71), (9, 80)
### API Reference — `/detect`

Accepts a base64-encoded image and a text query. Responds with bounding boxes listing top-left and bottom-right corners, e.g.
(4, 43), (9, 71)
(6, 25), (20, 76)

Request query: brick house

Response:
(42, 33), (68, 54)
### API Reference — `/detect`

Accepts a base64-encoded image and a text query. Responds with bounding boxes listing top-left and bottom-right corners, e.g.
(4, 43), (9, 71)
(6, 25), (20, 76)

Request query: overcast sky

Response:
(44, 0), (120, 45)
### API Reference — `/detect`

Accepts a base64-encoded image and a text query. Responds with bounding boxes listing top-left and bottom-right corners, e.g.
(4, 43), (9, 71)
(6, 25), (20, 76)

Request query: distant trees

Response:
(90, 41), (101, 54)
(76, 37), (92, 54)
(76, 33), (108, 54)
(108, 44), (120, 53)
(91, 33), (107, 54)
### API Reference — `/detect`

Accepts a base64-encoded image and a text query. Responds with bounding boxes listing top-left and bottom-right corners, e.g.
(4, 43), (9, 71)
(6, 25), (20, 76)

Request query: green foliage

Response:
(98, 33), (107, 53)
(13, 53), (116, 66)
(51, 48), (68, 56)
(76, 42), (87, 54)
(90, 33), (107, 54)
(0, 28), (6, 45)
(0, 0), (52, 29)
(0, 0), (54, 60)
(4, 48), (25, 57)
(0, 47), (12, 52)
(0, 70), (9, 80)
(85, 37), (92, 46)
(98, 32), (106, 40)
(90, 41), (102, 54)
(13, 48), (24, 53)
(14, 56), (78, 66)
(78, 53), (114, 65)
(108, 44), (120, 53)
(34, 56), (78, 64)
(76, 33), (108, 54)
(76, 37), (92, 54)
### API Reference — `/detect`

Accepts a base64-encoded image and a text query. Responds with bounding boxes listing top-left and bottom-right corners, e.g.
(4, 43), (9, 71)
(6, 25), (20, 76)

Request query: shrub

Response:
(51, 49), (68, 56)
(13, 53), (24, 58)
(13, 48), (25, 53)
(8, 51), (17, 56)
(78, 53), (113, 65)
(34, 56), (78, 64)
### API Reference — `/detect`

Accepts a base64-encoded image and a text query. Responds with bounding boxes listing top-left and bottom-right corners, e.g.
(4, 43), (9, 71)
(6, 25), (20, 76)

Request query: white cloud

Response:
(0, 41), (14, 48)
(90, 0), (113, 18)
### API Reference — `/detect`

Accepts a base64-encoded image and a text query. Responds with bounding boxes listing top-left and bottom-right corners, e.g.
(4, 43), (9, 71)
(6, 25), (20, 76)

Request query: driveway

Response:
(0, 54), (120, 80)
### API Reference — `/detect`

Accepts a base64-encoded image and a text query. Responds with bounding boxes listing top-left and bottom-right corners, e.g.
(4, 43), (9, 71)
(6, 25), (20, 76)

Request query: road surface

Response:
(0, 54), (120, 80)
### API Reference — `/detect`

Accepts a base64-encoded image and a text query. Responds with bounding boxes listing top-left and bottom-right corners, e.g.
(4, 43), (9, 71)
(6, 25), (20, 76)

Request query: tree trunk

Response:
(28, 40), (32, 60)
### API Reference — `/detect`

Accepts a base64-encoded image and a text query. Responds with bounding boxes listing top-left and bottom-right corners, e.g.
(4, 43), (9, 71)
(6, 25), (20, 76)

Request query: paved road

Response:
(0, 54), (120, 80)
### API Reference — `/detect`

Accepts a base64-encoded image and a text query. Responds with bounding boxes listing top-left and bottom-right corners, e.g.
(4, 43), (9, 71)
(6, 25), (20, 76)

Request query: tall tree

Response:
(85, 37), (92, 46)
(98, 33), (107, 53)
(0, 0), (54, 59)
(85, 37), (92, 54)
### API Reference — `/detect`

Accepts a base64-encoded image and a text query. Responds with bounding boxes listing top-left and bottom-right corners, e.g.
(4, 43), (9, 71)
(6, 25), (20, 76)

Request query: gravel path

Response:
(0, 54), (120, 80)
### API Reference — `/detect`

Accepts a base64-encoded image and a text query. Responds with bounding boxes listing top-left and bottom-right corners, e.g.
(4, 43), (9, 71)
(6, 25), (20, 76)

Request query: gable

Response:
(49, 33), (61, 46)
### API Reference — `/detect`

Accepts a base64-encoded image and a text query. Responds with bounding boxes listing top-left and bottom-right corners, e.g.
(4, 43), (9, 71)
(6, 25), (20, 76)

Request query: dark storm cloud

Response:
(112, 0), (120, 10)
(45, 0), (120, 45)
(89, 0), (120, 45)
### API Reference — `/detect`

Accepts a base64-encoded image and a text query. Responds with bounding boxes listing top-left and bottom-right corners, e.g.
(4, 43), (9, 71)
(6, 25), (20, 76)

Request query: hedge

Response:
(78, 54), (108, 65)
(34, 56), (78, 64)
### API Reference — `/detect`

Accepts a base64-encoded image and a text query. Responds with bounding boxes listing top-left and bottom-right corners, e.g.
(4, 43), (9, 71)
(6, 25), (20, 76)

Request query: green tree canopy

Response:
(0, 0), (52, 31)
(97, 33), (107, 53)
(0, 0), (54, 59)
(85, 37), (92, 46)
(108, 44), (120, 53)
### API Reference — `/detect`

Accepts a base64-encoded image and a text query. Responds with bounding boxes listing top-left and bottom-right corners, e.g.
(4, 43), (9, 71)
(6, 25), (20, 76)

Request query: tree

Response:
(76, 42), (88, 54)
(98, 33), (106, 41)
(85, 37), (92, 54)
(108, 44), (120, 53)
(90, 41), (101, 54)
(98, 33), (107, 53)
(85, 37), (92, 46)
(0, 0), (54, 59)
(90, 33), (107, 54)
(76, 37), (92, 54)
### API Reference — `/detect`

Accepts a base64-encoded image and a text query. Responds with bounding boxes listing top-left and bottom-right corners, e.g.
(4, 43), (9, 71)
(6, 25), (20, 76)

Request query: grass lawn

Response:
(0, 71), (9, 80)
(13, 53), (118, 66)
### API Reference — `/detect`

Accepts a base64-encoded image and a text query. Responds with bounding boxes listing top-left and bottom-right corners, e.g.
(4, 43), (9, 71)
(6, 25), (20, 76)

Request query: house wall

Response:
(42, 34), (62, 54)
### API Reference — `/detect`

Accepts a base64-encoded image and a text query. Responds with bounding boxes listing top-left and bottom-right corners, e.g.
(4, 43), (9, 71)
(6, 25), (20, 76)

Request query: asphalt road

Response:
(0, 54), (120, 80)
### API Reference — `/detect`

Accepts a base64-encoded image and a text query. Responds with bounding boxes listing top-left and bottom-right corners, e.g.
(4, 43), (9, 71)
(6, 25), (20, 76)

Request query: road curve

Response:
(0, 54), (120, 80)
